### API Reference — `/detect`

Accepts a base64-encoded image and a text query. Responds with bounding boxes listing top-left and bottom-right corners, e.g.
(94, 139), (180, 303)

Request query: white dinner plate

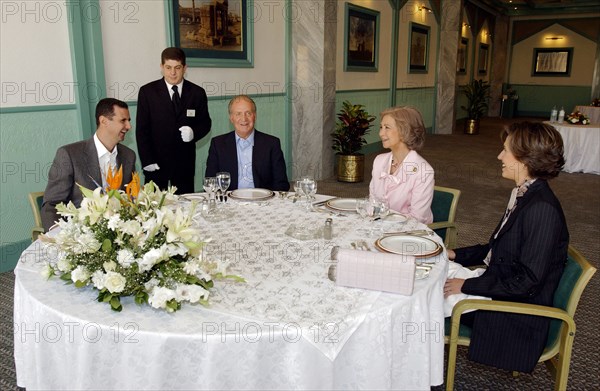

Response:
(384, 213), (408, 223)
(229, 188), (274, 201)
(375, 234), (442, 258)
(326, 198), (360, 212)
(180, 193), (206, 202)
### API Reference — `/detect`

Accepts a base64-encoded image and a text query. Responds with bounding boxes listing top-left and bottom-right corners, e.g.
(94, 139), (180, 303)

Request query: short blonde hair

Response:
(379, 106), (426, 150)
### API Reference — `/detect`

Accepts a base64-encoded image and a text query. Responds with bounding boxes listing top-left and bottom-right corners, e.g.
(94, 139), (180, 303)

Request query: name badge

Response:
(187, 109), (196, 117)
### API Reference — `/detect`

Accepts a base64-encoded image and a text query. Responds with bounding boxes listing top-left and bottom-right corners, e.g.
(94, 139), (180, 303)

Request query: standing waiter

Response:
(136, 47), (212, 194)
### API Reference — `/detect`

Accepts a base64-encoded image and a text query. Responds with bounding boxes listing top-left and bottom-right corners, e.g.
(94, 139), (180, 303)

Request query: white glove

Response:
(143, 163), (160, 172)
(179, 126), (194, 142)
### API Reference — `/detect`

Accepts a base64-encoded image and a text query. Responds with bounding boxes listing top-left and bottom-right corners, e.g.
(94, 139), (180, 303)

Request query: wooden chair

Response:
(28, 191), (45, 241)
(445, 245), (596, 390)
(428, 186), (461, 248)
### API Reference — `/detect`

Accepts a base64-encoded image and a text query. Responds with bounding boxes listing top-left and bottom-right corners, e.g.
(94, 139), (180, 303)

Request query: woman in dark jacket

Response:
(444, 121), (569, 372)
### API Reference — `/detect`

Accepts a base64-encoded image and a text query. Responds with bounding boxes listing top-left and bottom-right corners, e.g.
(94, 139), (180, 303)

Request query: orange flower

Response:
(106, 165), (123, 191)
(126, 172), (141, 199)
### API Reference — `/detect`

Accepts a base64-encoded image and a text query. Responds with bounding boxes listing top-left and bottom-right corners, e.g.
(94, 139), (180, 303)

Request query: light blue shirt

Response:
(235, 132), (255, 189)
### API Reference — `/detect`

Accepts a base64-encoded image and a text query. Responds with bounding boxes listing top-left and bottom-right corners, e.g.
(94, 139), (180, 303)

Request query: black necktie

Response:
(172, 85), (181, 114)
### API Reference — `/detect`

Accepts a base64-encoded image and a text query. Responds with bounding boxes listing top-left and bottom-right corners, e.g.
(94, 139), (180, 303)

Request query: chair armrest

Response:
(428, 221), (456, 230)
(448, 299), (575, 342)
(31, 226), (44, 241)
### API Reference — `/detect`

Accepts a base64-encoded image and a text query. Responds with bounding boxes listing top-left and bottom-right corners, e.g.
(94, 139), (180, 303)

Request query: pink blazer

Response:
(369, 150), (435, 224)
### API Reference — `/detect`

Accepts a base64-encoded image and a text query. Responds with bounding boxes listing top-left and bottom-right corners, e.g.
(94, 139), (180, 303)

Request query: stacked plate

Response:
(374, 234), (442, 259)
(179, 193), (206, 202)
(325, 198), (359, 213)
(229, 188), (275, 201)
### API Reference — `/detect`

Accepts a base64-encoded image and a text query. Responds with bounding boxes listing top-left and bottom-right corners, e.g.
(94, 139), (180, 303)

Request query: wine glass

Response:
(294, 179), (303, 201)
(355, 197), (371, 236)
(203, 177), (217, 201)
(216, 172), (231, 202)
(300, 176), (317, 210)
(368, 196), (390, 236)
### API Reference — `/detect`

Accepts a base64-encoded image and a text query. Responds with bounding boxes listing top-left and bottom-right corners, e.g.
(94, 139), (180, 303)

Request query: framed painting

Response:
(457, 37), (468, 74)
(344, 3), (379, 72)
(408, 22), (430, 73)
(478, 44), (489, 75)
(168, 0), (253, 68)
(532, 48), (573, 76)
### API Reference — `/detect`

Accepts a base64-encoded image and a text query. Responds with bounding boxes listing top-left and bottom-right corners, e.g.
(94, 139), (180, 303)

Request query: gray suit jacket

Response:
(41, 137), (136, 231)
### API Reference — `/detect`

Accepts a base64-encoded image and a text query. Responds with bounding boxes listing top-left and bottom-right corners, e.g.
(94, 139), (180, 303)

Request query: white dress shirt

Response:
(94, 133), (118, 189)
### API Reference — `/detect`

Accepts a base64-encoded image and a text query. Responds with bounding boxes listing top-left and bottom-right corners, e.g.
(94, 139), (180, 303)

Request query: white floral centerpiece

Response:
(40, 168), (242, 312)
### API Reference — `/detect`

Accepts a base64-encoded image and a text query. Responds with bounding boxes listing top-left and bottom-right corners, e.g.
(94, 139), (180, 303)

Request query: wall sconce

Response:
(463, 23), (470, 28)
(545, 37), (564, 40)
(419, 5), (433, 13)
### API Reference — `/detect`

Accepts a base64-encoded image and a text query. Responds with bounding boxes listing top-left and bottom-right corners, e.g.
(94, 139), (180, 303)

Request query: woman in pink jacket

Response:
(369, 106), (435, 224)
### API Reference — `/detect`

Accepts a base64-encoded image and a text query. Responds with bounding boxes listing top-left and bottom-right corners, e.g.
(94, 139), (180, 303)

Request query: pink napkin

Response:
(332, 248), (416, 295)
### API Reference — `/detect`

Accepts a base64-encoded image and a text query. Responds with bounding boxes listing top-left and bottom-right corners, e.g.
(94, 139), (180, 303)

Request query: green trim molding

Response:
(0, 104), (76, 114)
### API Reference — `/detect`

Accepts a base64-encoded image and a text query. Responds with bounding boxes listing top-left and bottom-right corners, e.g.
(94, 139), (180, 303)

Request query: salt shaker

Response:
(323, 218), (333, 240)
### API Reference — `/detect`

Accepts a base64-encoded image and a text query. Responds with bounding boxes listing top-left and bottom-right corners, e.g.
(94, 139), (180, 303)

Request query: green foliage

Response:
(461, 79), (490, 119)
(331, 100), (376, 155)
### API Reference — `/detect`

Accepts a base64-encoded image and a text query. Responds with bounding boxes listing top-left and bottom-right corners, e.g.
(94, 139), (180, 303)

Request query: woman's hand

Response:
(444, 278), (465, 298)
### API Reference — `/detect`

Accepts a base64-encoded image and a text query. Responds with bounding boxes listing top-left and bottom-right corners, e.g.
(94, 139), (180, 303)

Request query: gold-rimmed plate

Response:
(229, 188), (274, 201)
(325, 198), (359, 212)
(375, 234), (442, 258)
(180, 193), (207, 202)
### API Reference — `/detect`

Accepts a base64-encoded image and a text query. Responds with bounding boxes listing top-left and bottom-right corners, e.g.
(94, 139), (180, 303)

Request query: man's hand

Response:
(143, 164), (160, 172)
(444, 278), (465, 298)
(179, 126), (194, 142)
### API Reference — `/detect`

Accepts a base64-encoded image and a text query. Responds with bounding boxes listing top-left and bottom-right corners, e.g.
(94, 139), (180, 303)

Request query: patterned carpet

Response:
(1, 117), (598, 390)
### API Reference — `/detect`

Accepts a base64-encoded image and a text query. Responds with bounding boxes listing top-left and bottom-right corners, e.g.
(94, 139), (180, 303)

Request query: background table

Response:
(575, 105), (600, 124)
(546, 121), (600, 175)
(14, 195), (447, 390)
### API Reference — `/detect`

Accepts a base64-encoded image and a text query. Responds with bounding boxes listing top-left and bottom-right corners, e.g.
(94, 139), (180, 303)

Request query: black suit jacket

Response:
(454, 179), (569, 372)
(205, 130), (290, 191)
(41, 138), (136, 231)
(136, 78), (211, 180)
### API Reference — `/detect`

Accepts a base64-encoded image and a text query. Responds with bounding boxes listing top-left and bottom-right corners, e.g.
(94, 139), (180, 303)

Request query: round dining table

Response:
(14, 193), (448, 390)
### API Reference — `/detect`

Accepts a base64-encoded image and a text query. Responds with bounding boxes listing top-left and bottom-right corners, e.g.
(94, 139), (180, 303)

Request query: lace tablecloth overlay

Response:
(14, 194), (448, 390)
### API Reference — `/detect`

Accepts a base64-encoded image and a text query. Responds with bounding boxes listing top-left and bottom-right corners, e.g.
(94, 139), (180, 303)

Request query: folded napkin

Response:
(331, 248), (416, 295)
(443, 261), (490, 317)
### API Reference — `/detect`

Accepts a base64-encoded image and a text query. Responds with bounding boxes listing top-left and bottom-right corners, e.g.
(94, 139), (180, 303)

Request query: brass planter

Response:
(464, 119), (480, 135)
(336, 154), (364, 182)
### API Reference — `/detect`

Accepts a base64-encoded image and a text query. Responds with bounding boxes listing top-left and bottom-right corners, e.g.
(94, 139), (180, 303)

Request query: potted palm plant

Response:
(461, 79), (490, 135)
(331, 100), (376, 182)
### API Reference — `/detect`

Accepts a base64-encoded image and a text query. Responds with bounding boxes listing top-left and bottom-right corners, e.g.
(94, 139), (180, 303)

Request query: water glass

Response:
(300, 176), (317, 210)
(203, 177), (217, 201)
(216, 172), (231, 202)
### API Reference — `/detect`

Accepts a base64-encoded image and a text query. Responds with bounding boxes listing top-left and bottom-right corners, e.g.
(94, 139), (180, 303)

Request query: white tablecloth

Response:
(575, 105), (600, 124)
(545, 121), (600, 175)
(14, 195), (447, 390)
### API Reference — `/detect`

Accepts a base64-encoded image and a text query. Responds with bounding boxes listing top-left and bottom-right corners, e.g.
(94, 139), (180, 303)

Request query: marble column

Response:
(434, 0), (462, 134)
(489, 15), (509, 117)
(290, 0), (336, 180)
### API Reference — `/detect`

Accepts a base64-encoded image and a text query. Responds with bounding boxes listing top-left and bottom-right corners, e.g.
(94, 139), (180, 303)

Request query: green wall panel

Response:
(0, 109), (80, 270)
(509, 84), (592, 117)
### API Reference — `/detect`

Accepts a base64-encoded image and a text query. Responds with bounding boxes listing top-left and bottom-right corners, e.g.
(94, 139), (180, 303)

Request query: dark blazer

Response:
(205, 130), (290, 191)
(41, 138), (136, 231)
(136, 78), (211, 181)
(454, 179), (569, 372)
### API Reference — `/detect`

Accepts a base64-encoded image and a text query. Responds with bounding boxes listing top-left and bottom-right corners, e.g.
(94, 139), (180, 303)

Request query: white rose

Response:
(71, 265), (91, 283)
(103, 260), (117, 272)
(104, 271), (127, 293)
(56, 257), (72, 272)
(138, 246), (169, 272)
(41, 264), (54, 280)
(148, 286), (176, 309)
(91, 270), (106, 289)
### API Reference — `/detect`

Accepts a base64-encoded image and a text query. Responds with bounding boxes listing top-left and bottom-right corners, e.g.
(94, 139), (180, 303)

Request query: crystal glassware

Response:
(216, 172), (231, 202)
(203, 177), (217, 201)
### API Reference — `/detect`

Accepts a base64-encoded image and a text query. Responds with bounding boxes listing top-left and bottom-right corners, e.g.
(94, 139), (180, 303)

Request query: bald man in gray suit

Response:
(41, 98), (137, 231)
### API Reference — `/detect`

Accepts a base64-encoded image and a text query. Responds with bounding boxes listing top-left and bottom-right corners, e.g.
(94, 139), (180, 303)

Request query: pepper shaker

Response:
(323, 218), (333, 240)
